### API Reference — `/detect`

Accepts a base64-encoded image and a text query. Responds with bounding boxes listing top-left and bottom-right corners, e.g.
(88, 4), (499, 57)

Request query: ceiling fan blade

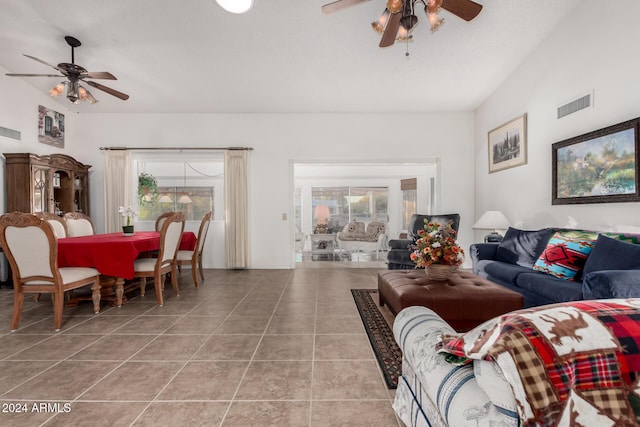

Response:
(23, 54), (65, 73)
(321, 0), (371, 14)
(85, 80), (129, 100)
(379, 11), (401, 47)
(84, 71), (117, 80)
(441, 0), (483, 21)
(5, 73), (62, 78)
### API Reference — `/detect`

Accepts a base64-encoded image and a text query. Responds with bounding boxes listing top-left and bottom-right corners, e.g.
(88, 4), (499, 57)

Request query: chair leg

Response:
(10, 288), (24, 332)
(34, 293), (41, 302)
(154, 272), (164, 306)
(177, 264), (182, 273)
(171, 265), (180, 296)
(52, 290), (64, 331)
(191, 258), (198, 288)
(139, 277), (147, 296)
(91, 280), (101, 314)
(197, 254), (205, 282)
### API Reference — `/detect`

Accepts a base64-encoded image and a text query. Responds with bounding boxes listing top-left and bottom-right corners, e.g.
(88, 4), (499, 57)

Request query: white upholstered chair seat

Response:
(134, 258), (159, 272)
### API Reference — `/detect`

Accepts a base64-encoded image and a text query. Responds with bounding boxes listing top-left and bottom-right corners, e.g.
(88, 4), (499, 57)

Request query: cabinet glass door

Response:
(33, 168), (49, 213)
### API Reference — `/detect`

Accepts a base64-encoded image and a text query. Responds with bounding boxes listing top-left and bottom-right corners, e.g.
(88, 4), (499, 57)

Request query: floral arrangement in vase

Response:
(410, 220), (464, 268)
(118, 206), (138, 235)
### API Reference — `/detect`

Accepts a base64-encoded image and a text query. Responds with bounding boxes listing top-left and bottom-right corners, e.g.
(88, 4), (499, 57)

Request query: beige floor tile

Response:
(314, 334), (374, 360)
(131, 335), (208, 361)
(0, 360), (57, 394)
(216, 315), (271, 334)
(254, 335), (314, 360)
(113, 315), (180, 334)
(192, 334), (261, 360)
(3, 361), (121, 400)
(316, 302), (359, 317)
(223, 401), (310, 427)
(312, 360), (389, 400)
(158, 361), (248, 400)
(310, 400), (399, 427)
(266, 316), (315, 334)
(133, 401), (229, 427)
(80, 361), (183, 400)
(315, 315), (364, 334)
(7, 334), (101, 360)
(62, 314), (136, 335)
(0, 333), (52, 359)
(43, 402), (149, 427)
(274, 301), (316, 316)
(164, 315), (226, 334)
(235, 361), (312, 400)
(70, 334), (157, 360)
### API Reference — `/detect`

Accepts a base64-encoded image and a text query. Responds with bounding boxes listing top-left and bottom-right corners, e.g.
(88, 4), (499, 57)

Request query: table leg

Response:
(115, 278), (125, 307)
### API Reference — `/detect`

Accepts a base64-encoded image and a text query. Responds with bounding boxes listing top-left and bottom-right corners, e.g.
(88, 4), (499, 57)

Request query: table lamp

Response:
(473, 210), (510, 242)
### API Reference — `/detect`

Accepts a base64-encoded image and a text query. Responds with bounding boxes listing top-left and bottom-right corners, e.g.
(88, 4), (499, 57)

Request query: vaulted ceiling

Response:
(0, 0), (582, 114)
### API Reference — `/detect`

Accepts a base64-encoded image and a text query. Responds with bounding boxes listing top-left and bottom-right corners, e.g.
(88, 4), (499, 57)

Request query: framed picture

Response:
(488, 114), (527, 173)
(38, 105), (65, 148)
(552, 117), (640, 205)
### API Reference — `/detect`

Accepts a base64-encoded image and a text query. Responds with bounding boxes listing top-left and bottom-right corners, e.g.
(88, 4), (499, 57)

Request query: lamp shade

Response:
(314, 205), (330, 220)
(216, 0), (254, 14)
(472, 211), (510, 231)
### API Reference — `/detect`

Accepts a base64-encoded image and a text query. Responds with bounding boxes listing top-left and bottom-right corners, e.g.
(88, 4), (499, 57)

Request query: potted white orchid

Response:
(118, 206), (138, 236)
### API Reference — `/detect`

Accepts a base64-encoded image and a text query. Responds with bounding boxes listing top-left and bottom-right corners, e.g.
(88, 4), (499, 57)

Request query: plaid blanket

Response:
(437, 299), (640, 426)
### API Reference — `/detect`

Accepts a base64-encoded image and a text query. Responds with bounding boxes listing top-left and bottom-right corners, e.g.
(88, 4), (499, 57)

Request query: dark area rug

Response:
(351, 288), (402, 389)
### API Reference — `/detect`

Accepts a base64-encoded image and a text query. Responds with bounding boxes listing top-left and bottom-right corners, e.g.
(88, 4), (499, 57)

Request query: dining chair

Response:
(134, 211), (185, 306)
(176, 211), (211, 288)
(34, 212), (68, 238)
(63, 212), (96, 237)
(155, 211), (175, 231)
(0, 212), (101, 331)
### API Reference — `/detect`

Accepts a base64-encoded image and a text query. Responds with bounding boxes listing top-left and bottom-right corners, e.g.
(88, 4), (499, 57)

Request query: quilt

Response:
(437, 299), (640, 426)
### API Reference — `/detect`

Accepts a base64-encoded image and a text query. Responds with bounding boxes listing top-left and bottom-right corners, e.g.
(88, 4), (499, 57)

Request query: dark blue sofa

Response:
(471, 227), (640, 307)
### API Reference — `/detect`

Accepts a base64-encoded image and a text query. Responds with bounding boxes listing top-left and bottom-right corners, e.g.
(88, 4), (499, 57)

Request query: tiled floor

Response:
(0, 267), (401, 426)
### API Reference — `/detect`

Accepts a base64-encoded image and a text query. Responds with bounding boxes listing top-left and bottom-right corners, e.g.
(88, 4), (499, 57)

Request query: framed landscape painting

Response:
(552, 117), (640, 205)
(38, 105), (65, 148)
(488, 114), (527, 173)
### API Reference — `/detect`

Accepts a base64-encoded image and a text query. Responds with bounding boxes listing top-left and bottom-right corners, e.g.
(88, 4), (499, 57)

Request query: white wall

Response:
(71, 113), (475, 268)
(474, 0), (640, 238)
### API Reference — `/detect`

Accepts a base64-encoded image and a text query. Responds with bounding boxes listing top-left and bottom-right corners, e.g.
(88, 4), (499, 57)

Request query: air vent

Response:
(0, 126), (21, 141)
(557, 92), (592, 119)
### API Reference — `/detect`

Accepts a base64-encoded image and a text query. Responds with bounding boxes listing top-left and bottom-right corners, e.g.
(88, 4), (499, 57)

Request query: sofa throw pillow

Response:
(365, 222), (386, 240)
(582, 234), (640, 276)
(532, 232), (595, 280)
(495, 227), (555, 268)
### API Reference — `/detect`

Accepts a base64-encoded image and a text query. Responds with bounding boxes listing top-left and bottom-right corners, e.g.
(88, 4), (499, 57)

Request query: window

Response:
(140, 186), (214, 221)
(312, 186), (388, 233)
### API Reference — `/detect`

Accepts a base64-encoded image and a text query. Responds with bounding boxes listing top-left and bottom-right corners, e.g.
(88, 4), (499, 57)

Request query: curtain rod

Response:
(99, 146), (253, 151)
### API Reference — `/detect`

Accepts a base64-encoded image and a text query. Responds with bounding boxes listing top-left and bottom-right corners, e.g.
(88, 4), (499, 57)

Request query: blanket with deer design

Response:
(436, 299), (640, 426)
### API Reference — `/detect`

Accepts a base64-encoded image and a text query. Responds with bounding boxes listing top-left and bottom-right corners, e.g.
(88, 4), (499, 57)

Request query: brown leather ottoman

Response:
(378, 269), (524, 332)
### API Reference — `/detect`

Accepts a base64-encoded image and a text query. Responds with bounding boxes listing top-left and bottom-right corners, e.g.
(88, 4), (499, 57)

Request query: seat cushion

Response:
(516, 272), (584, 302)
(480, 260), (531, 285)
(134, 258), (158, 272)
(176, 250), (194, 261)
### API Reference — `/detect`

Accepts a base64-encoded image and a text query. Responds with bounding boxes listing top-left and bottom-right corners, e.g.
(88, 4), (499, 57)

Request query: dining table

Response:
(57, 231), (197, 307)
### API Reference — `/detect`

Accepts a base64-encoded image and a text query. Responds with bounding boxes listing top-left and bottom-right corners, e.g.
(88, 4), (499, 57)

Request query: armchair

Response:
(387, 213), (460, 269)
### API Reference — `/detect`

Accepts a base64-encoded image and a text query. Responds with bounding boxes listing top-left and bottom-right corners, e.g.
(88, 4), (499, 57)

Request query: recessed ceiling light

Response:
(216, 0), (254, 14)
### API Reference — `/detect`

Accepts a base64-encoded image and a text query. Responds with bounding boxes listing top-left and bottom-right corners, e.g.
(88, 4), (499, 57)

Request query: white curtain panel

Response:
(224, 150), (248, 268)
(103, 150), (132, 233)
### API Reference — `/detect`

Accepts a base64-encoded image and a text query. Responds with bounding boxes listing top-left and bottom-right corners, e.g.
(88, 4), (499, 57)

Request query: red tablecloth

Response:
(57, 231), (197, 279)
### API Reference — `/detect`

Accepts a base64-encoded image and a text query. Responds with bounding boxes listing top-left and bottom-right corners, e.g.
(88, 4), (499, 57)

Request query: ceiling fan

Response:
(322, 0), (482, 48)
(5, 35), (129, 103)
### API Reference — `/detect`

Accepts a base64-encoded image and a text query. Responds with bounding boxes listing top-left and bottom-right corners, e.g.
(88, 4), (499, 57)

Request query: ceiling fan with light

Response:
(5, 35), (129, 104)
(322, 0), (482, 48)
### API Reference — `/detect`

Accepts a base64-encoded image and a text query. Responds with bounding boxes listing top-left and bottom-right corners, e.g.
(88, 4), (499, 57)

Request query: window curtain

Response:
(103, 150), (133, 233)
(224, 150), (249, 268)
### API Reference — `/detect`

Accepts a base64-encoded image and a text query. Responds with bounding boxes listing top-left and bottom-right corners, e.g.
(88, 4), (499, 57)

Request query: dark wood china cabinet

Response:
(4, 153), (91, 216)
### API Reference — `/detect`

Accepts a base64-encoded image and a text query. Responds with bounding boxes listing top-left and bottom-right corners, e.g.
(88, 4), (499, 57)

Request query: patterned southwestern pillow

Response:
(532, 231), (596, 280)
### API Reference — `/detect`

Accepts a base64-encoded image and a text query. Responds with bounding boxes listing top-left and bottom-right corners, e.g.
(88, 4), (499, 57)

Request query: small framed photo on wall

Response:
(488, 113), (527, 173)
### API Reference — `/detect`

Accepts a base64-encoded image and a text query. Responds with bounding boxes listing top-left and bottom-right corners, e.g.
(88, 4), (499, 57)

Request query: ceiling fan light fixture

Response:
(78, 85), (98, 104)
(386, 0), (403, 14)
(66, 80), (80, 103)
(50, 82), (65, 97)
(215, 0), (254, 14)
(425, 0), (444, 32)
(371, 9), (390, 33)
